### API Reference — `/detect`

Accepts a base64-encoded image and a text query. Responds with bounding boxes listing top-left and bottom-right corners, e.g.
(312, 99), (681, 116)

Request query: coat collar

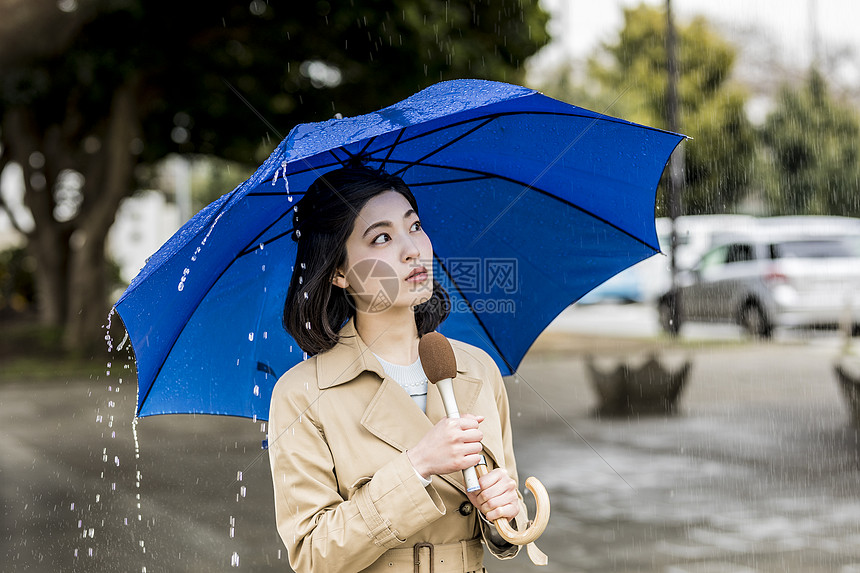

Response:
(316, 318), (469, 389)
(316, 318), (487, 492)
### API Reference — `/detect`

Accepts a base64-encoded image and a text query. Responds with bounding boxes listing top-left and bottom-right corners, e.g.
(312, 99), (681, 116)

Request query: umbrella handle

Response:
(474, 460), (550, 545)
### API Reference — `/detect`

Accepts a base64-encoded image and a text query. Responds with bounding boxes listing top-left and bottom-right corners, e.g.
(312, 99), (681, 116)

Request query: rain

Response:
(2, 1), (860, 572)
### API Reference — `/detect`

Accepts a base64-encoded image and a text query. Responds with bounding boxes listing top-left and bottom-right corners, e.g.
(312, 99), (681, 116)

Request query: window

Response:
(770, 239), (855, 259)
(726, 243), (754, 264)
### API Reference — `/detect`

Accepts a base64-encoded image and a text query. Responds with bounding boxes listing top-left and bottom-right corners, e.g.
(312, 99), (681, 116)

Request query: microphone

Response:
(418, 332), (481, 493)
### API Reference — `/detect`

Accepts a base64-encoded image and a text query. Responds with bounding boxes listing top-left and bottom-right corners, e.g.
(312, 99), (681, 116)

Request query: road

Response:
(3, 304), (860, 572)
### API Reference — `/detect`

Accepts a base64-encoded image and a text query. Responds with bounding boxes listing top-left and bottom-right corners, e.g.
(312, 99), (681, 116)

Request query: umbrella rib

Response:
(383, 159), (662, 252)
(236, 197), (305, 257)
(434, 254), (517, 374)
(391, 117), (497, 178)
(406, 175), (492, 186)
(244, 109), (669, 194)
(379, 128), (405, 171)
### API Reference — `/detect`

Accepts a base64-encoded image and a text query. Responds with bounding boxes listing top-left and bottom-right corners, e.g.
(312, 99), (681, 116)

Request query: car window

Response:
(726, 243), (754, 264)
(698, 245), (728, 270)
(770, 239), (856, 259)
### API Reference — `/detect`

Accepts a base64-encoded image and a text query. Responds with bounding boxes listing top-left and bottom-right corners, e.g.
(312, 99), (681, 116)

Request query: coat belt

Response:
(361, 539), (484, 573)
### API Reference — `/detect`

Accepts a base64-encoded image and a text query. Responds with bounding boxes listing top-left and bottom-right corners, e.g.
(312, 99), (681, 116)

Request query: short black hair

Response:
(283, 165), (449, 355)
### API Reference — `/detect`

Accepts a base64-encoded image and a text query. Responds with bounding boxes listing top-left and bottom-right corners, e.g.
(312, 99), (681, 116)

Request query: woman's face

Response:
(335, 190), (434, 314)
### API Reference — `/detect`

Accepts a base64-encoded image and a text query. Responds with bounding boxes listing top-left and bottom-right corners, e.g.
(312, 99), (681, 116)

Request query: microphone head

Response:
(418, 332), (457, 384)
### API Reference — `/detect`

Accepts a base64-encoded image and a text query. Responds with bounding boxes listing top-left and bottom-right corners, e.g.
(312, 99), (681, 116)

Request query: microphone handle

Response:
(436, 378), (481, 493)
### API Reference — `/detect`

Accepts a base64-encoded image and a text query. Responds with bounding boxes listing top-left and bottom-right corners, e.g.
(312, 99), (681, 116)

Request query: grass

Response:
(0, 320), (114, 382)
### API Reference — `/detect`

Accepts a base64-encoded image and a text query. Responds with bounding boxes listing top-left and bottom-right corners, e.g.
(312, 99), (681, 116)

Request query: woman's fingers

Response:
(472, 469), (519, 521)
(408, 414), (485, 477)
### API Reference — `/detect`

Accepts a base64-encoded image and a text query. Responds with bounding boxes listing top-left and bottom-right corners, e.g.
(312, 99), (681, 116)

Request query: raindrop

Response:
(231, 552), (240, 567)
(29, 151), (45, 169)
(300, 263), (306, 269)
(249, 0), (266, 16)
(305, 321), (311, 330)
(253, 385), (260, 396)
(298, 276), (303, 285)
(295, 229), (301, 239)
(303, 292), (308, 300)
(248, 332), (254, 342)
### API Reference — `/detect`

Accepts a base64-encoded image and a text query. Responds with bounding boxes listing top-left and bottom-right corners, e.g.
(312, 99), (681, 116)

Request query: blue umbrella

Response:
(115, 79), (684, 420)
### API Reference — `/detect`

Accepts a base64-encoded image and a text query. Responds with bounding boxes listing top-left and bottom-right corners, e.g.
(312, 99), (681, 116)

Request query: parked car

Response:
(581, 215), (757, 304)
(657, 230), (860, 337)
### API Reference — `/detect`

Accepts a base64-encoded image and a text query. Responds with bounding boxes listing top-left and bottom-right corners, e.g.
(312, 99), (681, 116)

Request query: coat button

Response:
(458, 502), (473, 516)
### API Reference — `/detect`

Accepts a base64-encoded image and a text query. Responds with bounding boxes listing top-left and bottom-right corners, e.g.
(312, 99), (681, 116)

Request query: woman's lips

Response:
(406, 267), (428, 282)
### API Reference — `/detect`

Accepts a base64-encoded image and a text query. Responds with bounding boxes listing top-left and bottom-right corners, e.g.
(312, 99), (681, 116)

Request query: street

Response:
(3, 303), (860, 572)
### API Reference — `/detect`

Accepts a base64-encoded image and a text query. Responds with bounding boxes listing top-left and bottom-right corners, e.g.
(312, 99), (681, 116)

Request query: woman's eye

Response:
(372, 233), (390, 245)
(410, 220), (422, 232)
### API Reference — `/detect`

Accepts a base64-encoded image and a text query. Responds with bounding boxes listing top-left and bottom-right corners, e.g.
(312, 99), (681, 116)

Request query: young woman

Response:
(268, 165), (542, 573)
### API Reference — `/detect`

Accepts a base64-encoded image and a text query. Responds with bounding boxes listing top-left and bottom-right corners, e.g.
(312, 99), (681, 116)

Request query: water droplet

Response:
(248, 332), (254, 342)
(253, 385), (260, 396)
(298, 276), (303, 285)
(231, 552), (240, 567)
(303, 292), (308, 299)
(305, 321), (311, 330)
(300, 263), (306, 269)
(295, 229), (301, 239)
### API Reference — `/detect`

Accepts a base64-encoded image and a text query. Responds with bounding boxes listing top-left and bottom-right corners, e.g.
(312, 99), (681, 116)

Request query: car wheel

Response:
(658, 296), (681, 336)
(740, 301), (772, 339)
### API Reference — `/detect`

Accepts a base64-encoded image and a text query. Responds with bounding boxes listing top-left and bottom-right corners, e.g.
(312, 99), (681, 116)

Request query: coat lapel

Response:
(316, 320), (505, 493)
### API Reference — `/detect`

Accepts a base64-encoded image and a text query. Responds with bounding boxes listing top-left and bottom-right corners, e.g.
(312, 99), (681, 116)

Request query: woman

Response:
(268, 165), (543, 572)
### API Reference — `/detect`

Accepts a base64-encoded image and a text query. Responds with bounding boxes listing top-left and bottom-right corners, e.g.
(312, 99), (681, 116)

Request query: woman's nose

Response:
(402, 236), (421, 261)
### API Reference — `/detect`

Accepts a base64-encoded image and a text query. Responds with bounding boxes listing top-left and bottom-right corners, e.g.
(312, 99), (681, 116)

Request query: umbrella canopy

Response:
(115, 79), (684, 420)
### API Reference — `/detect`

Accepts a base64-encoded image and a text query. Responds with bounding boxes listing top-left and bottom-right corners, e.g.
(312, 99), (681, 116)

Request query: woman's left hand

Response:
(466, 468), (519, 523)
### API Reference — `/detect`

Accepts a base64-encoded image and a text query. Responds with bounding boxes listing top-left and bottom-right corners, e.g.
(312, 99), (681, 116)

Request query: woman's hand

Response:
(466, 468), (519, 523)
(407, 414), (484, 479)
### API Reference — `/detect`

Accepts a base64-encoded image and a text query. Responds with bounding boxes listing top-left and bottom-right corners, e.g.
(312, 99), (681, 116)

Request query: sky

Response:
(531, 0), (860, 88)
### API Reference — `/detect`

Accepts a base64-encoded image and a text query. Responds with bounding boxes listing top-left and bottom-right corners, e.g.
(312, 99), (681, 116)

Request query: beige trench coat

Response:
(268, 319), (544, 573)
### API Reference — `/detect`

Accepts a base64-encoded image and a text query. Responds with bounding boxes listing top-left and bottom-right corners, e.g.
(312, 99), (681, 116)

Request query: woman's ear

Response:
(331, 269), (349, 290)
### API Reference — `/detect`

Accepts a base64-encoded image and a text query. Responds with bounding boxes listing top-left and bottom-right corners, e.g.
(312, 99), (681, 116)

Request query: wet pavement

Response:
(3, 304), (860, 572)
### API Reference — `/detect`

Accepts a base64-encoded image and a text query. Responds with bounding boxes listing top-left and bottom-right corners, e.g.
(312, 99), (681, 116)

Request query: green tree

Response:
(759, 69), (860, 216)
(542, 3), (755, 215)
(0, 0), (549, 352)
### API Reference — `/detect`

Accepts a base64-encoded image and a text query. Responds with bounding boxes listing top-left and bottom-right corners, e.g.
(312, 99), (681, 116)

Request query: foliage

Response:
(539, 3), (756, 215)
(759, 69), (860, 216)
(0, 0), (549, 351)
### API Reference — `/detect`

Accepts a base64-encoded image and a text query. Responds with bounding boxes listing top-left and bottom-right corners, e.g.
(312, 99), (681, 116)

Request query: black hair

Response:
(283, 165), (450, 355)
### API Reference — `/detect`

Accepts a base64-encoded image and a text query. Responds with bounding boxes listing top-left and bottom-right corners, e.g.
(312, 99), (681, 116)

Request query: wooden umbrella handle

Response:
(474, 460), (550, 545)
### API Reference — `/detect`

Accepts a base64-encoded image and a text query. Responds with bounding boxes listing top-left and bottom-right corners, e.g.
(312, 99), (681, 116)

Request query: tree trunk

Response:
(2, 107), (71, 327)
(63, 80), (140, 354)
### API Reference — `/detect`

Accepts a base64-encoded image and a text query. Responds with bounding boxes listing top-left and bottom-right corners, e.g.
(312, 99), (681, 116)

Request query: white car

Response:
(657, 230), (860, 337)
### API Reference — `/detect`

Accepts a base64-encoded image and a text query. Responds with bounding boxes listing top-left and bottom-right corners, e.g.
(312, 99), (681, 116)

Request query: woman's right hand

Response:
(407, 414), (485, 479)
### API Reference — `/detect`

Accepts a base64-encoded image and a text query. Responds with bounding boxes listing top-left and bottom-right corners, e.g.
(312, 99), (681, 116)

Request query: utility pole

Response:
(666, 0), (685, 335)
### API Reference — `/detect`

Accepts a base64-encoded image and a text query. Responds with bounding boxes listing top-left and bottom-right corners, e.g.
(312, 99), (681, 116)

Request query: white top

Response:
(372, 353), (429, 413)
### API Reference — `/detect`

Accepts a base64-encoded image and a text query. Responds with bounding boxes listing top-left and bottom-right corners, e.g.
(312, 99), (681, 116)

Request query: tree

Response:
(0, 0), (549, 353)
(540, 3), (756, 216)
(760, 68), (860, 216)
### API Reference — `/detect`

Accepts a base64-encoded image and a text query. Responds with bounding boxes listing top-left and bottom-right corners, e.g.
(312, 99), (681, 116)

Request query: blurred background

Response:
(3, 1), (860, 572)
